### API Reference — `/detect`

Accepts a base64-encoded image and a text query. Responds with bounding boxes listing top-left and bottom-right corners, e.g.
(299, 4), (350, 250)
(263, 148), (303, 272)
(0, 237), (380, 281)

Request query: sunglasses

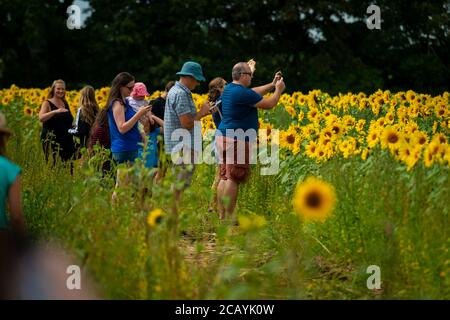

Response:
(240, 72), (253, 77)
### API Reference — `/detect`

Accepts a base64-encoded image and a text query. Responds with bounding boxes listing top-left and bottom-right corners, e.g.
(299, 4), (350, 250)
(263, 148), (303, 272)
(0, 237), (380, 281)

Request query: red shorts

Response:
(216, 136), (253, 183)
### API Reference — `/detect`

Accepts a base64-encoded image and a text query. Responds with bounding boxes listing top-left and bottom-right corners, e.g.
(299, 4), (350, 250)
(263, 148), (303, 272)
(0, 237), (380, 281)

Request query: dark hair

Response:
(93, 108), (108, 128)
(165, 81), (175, 92)
(0, 133), (7, 156)
(208, 77), (226, 102)
(105, 72), (135, 111)
(88, 108), (109, 150)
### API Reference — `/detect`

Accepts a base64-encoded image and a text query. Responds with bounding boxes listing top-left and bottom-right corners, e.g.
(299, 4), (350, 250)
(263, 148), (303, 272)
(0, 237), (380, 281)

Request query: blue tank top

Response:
(108, 99), (142, 153)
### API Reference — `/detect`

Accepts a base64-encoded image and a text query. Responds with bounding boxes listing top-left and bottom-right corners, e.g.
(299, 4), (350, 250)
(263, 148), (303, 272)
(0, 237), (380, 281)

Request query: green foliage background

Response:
(0, 0), (449, 94)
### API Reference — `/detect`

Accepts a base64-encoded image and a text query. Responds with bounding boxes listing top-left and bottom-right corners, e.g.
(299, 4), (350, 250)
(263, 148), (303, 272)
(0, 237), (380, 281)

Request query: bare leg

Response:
(217, 179), (226, 219)
(223, 179), (239, 219)
(208, 166), (221, 213)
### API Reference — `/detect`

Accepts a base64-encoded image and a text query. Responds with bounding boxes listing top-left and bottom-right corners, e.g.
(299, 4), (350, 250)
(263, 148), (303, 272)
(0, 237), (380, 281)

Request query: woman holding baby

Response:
(106, 72), (151, 164)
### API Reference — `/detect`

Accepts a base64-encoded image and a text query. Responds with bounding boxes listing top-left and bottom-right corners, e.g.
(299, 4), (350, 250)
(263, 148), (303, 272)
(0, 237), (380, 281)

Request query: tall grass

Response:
(2, 103), (449, 299)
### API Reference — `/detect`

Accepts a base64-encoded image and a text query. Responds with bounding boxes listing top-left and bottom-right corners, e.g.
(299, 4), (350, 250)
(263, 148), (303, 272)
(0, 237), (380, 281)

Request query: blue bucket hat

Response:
(176, 61), (206, 82)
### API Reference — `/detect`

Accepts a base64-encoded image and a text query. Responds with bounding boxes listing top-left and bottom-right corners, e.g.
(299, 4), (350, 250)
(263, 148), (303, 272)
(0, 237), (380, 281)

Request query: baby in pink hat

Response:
(126, 82), (155, 134)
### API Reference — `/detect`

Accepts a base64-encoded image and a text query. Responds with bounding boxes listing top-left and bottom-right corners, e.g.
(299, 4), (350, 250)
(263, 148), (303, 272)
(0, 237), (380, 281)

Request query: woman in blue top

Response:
(105, 72), (152, 164)
(0, 113), (25, 235)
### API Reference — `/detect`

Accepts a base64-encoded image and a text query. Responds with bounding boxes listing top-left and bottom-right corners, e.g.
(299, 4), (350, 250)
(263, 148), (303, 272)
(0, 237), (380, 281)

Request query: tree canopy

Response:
(0, 0), (449, 94)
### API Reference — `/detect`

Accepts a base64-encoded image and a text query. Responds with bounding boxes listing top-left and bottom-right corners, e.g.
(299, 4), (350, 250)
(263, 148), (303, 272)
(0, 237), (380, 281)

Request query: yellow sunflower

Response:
(381, 126), (403, 150)
(147, 208), (164, 228)
(292, 177), (336, 222)
(305, 140), (318, 158)
(23, 106), (33, 116)
(412, 131), (428, 147)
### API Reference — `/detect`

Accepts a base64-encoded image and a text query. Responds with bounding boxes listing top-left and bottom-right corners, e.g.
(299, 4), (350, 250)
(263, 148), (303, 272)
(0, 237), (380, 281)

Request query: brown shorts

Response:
(216, 136), (253, 183)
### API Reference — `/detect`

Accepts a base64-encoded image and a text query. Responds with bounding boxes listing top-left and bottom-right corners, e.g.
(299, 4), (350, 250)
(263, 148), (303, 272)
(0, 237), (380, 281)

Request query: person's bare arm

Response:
(152, 115), (164, 127)
(39, 100), (68, 122)
(252, 83), (275, 96)
(252, 71), (283, 96)
(113, 101), (151, 134)
(255, 79), (286, 110)
(179, 102), (210, 130)
(8, 176), (25, 235)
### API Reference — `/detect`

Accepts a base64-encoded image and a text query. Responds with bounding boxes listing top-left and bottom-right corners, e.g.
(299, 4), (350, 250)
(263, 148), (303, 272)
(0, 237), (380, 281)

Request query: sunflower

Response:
(23, 106), (33, 116)
(356, 119), (366, 133)
(330, 122), (343, 136)
(1, 95), (11, 106)
(385, 112), (395, 124)
(399, 143), (420, 170)
(305, 140), (318, 158)
(284, 105), (297, 118)
(322, 108), (332, 117)
(292, 177), (336, 222)
(432, 133), (447, 145)
(280, 128), (299, 151)
(147, 208), (164, 228)
(366, 129), (380, 148)
(297, 110), (305, 123)
(381, 126), (403, 150)
(423, 147), (435, 168)
(307, 107), (321, 123)
(434, 104), (448, 118)
(413, 131), (428, 147)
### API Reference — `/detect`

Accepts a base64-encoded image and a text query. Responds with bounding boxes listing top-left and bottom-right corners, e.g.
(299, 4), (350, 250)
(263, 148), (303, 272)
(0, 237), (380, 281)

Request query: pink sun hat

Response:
(130, 82), (150, 97)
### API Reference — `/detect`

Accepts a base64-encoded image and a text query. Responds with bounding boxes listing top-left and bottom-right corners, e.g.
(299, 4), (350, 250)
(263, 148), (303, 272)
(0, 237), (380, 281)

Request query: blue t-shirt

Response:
(218, 83), (263, 140)
(0, 156), (22, 228)
(108, 99), (142, 153)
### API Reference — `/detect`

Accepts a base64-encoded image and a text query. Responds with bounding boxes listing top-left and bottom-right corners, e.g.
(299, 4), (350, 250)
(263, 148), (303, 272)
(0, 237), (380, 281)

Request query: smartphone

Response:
(210, 100), (223, 118)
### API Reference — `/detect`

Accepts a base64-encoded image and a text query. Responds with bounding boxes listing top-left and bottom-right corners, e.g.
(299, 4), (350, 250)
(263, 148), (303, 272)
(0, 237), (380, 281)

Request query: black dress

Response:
(72, 108), (97, 150)
(40, 100), (76, 161)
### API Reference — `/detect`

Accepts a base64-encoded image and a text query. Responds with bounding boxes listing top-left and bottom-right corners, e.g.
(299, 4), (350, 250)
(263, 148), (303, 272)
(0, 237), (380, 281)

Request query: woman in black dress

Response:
(38, 79), (76, 162)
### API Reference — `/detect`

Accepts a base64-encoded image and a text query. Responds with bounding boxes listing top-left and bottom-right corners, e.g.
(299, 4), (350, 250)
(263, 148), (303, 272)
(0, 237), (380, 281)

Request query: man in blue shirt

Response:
(216, 62), (285, 220)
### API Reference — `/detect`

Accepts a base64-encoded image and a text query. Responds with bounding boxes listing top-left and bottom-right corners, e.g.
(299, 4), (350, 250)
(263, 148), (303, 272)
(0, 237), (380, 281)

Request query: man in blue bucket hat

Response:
(164, 61), (211, 200)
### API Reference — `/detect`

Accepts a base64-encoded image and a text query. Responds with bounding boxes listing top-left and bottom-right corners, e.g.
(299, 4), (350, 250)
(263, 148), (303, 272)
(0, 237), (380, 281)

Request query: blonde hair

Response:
(47, 79), (66, 99)
(79, 86), (100, 126)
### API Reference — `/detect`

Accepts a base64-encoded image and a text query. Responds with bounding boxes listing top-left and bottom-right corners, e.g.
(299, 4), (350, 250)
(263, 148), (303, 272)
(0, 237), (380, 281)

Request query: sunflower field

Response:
(0, 84), (449, 299)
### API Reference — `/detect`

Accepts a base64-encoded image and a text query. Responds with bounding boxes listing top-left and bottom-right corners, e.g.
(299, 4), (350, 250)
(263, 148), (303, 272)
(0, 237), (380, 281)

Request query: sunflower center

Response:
(387, 133), (399, 143)
(306, 191), (322, 208)
(287, 135), (295, 144)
